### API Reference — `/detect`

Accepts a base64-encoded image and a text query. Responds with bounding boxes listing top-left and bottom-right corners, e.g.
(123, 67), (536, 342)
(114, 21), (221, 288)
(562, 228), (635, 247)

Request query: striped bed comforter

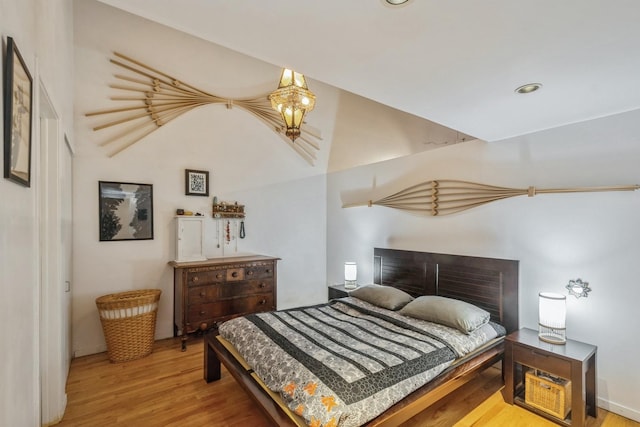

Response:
(218, 297), (505, 427)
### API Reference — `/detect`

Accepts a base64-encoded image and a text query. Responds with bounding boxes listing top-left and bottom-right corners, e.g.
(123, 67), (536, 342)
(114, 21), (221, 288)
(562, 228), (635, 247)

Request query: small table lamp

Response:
(538, 292), (567, 344)
(344, 262), (357, 289)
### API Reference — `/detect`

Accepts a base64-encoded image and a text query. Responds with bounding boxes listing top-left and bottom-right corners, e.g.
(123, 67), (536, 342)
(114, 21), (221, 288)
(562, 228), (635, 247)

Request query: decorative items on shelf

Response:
(212, 200), (245, 218)
(175, 209), (204, 216)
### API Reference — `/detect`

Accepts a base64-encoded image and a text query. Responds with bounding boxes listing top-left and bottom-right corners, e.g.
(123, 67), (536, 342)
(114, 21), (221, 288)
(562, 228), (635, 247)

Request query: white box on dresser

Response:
(175, 216), (206, 262)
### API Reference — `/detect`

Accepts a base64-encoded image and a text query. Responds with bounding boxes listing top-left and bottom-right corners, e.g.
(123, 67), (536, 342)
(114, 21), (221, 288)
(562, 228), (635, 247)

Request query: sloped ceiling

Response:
(95, 0), (640, 143)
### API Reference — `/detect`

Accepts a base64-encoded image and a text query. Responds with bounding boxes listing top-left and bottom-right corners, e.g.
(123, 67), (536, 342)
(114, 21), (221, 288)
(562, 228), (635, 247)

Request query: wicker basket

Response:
(525, 370), (571, 419)
(96, 289), (161, 363)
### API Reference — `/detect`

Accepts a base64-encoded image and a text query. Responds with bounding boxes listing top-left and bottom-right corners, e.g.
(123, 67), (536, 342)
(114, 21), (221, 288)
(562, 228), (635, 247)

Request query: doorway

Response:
(38, 80), (74, 426)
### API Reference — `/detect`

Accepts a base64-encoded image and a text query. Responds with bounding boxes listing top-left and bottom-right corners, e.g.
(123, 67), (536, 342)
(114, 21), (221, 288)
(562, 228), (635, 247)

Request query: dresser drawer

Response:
(513, 345), (571, 378)
(245, 263), (275, 280)
(226, 268), (245, 281)
(187, 269), (226, 286)
(218, 280), (273, 299)
(188, 280), (274, 303)
(187, 294), (274, 327)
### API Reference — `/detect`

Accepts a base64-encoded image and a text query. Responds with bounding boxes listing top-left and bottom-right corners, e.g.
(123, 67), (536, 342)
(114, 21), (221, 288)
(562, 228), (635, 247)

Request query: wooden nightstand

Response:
(328, 284), (351, 299)
(504, 328), (597, 427)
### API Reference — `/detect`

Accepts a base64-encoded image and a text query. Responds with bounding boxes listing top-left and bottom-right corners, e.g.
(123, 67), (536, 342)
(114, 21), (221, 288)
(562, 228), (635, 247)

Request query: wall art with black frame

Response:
(99, 181), (153, 241)
(3, 37), (33, 187)
(185, 169), (209, 196)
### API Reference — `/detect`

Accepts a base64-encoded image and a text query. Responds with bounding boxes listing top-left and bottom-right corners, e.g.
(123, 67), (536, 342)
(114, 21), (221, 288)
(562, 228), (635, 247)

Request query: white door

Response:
(38, 81), (73, 425)
(60, 134), (73, 375)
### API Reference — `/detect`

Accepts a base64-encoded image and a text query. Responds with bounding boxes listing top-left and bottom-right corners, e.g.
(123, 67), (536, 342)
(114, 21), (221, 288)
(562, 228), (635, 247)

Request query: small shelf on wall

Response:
(212, 203), (245, 218)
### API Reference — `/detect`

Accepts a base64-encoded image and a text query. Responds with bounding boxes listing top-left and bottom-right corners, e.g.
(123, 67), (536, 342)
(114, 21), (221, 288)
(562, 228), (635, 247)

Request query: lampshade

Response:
(344, 262), (357, 289)
(538, 292), (566, 344)
(268, 68), (316, 142)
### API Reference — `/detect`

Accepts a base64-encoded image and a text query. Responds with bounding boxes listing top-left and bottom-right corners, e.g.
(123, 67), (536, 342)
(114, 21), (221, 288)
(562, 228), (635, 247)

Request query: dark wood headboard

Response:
(373, 248), (519, 334)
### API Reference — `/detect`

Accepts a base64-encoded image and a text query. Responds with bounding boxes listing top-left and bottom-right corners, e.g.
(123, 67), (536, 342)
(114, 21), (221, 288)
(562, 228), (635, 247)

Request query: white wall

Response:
(72, 1), (332, 356)
(327, 109), (640, 421)
(0, 0), (75, 425)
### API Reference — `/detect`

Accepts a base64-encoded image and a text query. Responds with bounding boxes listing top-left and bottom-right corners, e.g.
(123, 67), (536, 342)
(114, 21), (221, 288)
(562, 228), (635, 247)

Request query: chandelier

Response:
(269, 68), (316, 142)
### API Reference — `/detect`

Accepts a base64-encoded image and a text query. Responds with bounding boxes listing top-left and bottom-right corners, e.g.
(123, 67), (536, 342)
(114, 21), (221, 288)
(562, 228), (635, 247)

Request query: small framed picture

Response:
(185, 169), (209, 196)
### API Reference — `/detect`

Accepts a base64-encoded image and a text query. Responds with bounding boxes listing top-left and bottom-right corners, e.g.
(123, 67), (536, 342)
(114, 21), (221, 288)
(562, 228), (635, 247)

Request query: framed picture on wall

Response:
(185, 169), (209, 196)
(3, 37), (33, 187)
(99, 181), (154, 241)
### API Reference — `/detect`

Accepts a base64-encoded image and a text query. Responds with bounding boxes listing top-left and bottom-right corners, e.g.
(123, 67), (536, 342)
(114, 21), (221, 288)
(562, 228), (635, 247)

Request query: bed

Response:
(204, 248), (519, 426)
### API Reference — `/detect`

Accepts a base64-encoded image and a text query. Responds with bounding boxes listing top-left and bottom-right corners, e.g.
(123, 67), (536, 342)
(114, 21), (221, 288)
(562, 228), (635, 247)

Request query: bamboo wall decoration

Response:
(343, 180), (640, 216)
(85, 52), (322, 164)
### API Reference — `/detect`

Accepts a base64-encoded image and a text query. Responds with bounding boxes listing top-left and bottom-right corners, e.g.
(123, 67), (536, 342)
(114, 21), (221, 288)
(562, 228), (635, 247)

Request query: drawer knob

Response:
(259, 299), (266, 305)
(199, 291), (206, 297)
(266, 269), (271, 273)
(259, 282), (266, 288)
(199, 311), (206, 315)
(192, 276), (199, 282)
(216, 274), (223, 279)
(231, 271), (238, 278)
(199, 322), (208, 330)
(247, 271), (254, 276)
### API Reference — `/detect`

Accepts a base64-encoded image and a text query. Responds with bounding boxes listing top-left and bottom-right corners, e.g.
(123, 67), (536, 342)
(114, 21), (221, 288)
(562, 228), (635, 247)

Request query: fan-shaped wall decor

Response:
(343, 179), (639, 216)
(85, 52), (322, 164)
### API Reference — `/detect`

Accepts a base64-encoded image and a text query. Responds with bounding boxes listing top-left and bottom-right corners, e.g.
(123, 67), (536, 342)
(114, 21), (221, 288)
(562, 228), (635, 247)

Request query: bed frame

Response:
(204, 248), (519, 426)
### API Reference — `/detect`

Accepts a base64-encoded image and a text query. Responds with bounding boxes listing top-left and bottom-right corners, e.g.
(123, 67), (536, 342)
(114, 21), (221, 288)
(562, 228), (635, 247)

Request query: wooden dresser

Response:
(170, 254), (279, 350)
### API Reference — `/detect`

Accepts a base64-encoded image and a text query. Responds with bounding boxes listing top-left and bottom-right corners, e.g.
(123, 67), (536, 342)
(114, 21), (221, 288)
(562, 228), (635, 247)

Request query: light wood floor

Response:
(57, 336), (638, 427)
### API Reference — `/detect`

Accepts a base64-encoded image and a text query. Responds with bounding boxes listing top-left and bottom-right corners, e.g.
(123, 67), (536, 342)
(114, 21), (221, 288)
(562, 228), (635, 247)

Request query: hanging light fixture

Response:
(269, 68), (316, 142)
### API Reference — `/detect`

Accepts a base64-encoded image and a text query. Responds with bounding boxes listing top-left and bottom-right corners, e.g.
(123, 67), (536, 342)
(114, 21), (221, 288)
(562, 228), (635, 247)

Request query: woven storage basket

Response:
(96, 289), (161, 363)
(525, 370), (571, 419)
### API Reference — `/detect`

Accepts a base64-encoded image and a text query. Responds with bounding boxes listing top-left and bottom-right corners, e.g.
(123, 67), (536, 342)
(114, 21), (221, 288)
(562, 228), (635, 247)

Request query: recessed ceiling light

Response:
(515, 83), (543, 94)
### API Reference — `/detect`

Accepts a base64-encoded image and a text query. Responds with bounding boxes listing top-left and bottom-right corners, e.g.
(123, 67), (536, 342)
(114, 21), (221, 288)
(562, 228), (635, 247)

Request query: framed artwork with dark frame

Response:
(3, 37), (33, 187)
(185, 169), (209, 196)
(99, 181), (154, 241)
